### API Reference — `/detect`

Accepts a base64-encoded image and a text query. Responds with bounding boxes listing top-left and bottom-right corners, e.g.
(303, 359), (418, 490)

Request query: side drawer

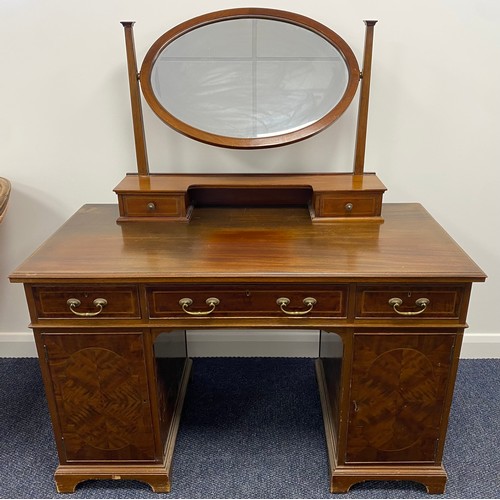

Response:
(147, 284), (348, 319)
(31, 285), (141, 319)
(119, 194), (187, 219)
(355, 284), (466, 320)
(314, 191), (383, 218)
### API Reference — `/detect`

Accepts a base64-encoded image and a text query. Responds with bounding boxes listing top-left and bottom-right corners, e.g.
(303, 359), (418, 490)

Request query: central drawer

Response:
(147, 284), (348, 319)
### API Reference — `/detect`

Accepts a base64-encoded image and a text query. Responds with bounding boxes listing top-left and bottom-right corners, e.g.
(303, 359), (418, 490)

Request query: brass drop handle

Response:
(67, 298), (108, 317)
(276, 297), (317, 316)
(388, 297), (430, 316)
(179, 297), (220, 316)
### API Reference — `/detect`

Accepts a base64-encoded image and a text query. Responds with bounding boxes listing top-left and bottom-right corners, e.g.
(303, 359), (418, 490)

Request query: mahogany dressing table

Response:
(10, 9), (485, 494)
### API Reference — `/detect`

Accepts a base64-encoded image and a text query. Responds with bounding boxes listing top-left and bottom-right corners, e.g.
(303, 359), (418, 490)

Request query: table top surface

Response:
(10, 203), (486, 283)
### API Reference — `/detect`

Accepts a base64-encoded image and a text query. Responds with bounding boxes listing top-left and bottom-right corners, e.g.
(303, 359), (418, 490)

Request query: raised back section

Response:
(115, 173), (386, 223)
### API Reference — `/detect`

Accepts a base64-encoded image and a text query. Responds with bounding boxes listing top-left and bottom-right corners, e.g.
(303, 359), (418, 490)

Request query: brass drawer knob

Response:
(146, 202), (156, 211)
(179, 297), (220, 316)
(67, 298), (108, 317)
(344, 202), (353, 212)
(276, 297), (317, 316)
(388, 297), (430, 316)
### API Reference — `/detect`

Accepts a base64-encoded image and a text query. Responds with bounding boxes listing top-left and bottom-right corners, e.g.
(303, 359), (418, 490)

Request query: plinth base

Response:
(54, 463), (172, 493)
(329, 465), (447, 494)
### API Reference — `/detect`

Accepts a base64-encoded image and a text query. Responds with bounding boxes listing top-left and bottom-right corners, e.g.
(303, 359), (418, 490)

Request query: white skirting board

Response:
(1, 330), (499, 358)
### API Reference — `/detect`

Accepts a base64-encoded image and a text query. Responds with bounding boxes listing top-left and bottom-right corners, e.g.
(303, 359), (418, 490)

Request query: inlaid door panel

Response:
(42, 332), (156, 463)
(346, 333), (456, 464)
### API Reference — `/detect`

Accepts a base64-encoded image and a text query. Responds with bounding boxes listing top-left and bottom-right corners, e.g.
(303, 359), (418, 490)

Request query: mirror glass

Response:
(141, 11), (360, 148)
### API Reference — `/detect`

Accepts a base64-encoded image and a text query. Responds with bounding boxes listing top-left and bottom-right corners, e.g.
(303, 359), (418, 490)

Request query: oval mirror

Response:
(140, 9), (360, 148)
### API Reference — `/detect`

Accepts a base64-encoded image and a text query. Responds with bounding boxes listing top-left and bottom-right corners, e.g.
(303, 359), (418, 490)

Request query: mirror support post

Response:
(121, 22), (149, 176)
(353, 20), (377, 176)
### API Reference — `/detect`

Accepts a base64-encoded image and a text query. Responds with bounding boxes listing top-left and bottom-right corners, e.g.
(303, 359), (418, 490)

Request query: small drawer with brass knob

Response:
(312, 191), (384, 220)
(117, 194), (188, 220)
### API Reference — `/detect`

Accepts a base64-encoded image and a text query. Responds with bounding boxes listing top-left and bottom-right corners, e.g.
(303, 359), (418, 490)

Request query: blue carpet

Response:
(0, 357), (498, 498)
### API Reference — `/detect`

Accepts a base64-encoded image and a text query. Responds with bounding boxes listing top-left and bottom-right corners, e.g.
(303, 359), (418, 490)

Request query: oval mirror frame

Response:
(140, 8), (360, 149)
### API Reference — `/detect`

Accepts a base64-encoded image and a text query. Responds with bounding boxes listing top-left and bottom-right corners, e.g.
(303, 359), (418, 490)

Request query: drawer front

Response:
(147, 284), (347, 319)
(355, 285), (465, 320)
(121, 194), (186, 218)
(315, 192), (382, 218)
(31, 286), (141, 319)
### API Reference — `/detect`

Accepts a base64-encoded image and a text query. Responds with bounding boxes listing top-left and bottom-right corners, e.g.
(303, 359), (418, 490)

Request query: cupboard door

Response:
(346, 333), (456, 464)
(42, 332), (156, 462)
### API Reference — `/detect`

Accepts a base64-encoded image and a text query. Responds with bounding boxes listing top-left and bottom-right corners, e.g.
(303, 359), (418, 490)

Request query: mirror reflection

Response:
(149, 18), (350, 141)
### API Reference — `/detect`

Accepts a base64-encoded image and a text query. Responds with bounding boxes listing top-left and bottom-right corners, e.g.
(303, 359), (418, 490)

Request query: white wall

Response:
(1, 0), (499, 356)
